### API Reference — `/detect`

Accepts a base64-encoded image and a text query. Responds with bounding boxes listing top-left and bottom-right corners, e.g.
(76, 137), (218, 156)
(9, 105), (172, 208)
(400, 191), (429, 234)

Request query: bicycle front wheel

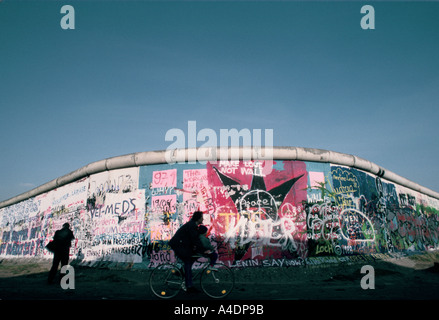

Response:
(200, 263), (235, 299)
(149, 263), (183, 299)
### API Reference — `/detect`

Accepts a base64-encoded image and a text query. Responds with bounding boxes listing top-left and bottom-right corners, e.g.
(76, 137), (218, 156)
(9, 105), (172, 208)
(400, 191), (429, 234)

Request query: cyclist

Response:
(169, 211), (209, 293)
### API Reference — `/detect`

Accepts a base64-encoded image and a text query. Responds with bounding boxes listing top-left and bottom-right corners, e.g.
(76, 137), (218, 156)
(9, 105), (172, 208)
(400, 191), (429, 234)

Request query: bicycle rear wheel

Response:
(200, 263), (234, 299)
(150, 263), (183, 299)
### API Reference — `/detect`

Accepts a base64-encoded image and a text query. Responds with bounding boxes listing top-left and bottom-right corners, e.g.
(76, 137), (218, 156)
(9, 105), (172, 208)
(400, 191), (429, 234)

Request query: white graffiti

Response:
(238, 190), (278, 220)
(224, 214), (305, 252)
(306, 201), (341, 241)
(339, 208), (375, 242)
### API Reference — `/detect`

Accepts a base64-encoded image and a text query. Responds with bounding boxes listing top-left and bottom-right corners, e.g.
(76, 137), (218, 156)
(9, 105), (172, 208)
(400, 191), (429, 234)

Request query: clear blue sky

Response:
(1, 1), (438, 202)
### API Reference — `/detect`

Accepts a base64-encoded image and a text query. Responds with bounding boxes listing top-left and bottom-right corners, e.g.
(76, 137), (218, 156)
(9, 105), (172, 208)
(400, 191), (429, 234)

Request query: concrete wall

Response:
(1, 147), (438, 268)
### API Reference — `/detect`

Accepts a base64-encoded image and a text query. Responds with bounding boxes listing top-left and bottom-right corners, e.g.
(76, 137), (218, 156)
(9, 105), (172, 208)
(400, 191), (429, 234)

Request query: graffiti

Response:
(85, 190), (145, 263)
(399, 193), (416, 208)
(150, 195), (177, 215)
(204, 160), (309, 260)
(211, 161), (305, 221)
(385, 207), (439, 250)
(306, 201), (341, 241)
(87, 168), (138, 211)
(182, 169), (215, 215)
(1, 159), (439, 269)
(339, 208), (375, 242)
(89, 198), (137, 219)
(224, 214), (306, 253)
(152, 169), (177, 188)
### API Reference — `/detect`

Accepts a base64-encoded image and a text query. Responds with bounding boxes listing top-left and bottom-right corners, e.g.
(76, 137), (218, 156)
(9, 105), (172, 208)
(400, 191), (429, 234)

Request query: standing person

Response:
(47, 223), (75, 284)
(169, 211), (207, 293)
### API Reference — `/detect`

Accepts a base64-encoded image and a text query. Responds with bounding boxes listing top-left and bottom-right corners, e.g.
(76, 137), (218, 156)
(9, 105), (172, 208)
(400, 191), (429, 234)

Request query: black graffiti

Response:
(0, 239), (43, 256)
(92, 235), (142, 246)
(213, 166), (304, 221)
(89, 198), (137, 219)
(103, 245), (142, 256)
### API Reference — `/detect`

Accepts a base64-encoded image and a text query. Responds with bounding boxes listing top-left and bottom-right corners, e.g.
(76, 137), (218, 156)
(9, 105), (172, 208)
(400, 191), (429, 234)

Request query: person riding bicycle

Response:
(169, 210), (209, 293)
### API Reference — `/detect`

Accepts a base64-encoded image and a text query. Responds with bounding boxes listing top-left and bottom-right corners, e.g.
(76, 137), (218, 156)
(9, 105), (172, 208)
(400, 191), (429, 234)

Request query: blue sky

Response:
(1, 1), (438, 202)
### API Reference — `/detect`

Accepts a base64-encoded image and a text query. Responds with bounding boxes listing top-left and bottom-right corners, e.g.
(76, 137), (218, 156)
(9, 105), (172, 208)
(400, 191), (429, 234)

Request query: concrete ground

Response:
(1, 252), (439, 318)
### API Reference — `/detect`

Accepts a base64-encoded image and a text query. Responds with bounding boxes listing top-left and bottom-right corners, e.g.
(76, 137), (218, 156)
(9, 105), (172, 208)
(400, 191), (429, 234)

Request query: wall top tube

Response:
(1, 146), (438, 209)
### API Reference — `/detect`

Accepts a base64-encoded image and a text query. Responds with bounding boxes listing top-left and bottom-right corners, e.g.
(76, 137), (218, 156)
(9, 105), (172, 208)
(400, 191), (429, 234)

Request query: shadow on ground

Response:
(1, 253), (439, 300)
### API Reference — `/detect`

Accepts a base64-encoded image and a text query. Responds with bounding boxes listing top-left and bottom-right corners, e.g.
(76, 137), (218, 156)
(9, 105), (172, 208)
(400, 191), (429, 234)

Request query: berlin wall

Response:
(1, 147), (438, 269)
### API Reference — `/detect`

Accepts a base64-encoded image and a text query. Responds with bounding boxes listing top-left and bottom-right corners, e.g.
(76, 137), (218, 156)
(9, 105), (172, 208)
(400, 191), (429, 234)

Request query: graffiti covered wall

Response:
(1, 158), (439, 268)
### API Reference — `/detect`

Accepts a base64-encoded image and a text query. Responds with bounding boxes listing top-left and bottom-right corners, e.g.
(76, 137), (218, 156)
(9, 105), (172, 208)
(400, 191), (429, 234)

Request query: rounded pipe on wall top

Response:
(1, 146), (439, 209)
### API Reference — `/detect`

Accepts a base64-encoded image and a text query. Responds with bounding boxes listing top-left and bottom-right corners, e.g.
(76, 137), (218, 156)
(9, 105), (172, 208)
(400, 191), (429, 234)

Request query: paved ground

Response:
(1, 253), (439, 318)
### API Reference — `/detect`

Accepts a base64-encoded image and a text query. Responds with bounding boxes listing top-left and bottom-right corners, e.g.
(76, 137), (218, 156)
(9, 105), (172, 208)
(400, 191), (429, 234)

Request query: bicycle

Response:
(149, 255), (235, 299)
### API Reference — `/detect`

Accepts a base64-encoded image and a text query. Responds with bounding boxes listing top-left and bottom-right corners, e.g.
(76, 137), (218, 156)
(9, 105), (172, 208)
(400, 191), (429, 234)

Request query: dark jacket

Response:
(199, 235), (214, 252)
(53, 227), (74, 251)
(169, 220), (203, 259)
